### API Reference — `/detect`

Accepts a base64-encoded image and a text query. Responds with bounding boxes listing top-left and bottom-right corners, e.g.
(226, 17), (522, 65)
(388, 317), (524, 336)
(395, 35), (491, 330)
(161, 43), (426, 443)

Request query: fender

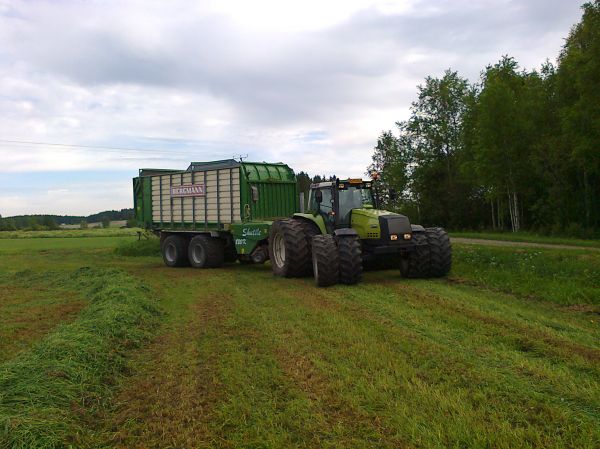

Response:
(411, 224), (425, 233)
(292, 213), (327, 234)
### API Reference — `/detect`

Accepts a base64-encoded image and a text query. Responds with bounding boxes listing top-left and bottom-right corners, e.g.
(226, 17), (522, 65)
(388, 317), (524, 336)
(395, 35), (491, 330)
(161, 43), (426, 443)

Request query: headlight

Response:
(403, 233), (412, 240)
(390, 234), (398, 241)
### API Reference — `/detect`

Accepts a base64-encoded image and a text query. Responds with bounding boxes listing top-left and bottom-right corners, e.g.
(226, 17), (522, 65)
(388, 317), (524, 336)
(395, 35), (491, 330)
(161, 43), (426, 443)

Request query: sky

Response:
(0, 0), (587, 216)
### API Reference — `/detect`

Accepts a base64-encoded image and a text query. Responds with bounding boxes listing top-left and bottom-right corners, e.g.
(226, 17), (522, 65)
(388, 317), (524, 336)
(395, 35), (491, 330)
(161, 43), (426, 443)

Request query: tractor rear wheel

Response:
(269, 219), (310, 277)
(312, 234), (339, 287)
(294, 218), (321, 275)
(162, 234), (189, 267)
(337, 236), (362, 284)
(188, 235), (225, 268)
(426, 227), (452, 277)
(399, 232), (429, 278)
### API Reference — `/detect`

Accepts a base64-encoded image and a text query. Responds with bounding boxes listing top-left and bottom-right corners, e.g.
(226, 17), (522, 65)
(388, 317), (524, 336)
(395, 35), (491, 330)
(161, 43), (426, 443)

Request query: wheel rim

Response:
(165, 243), (176, 263)
(273, 233), (286, 268)
(191, 243), (205, 265)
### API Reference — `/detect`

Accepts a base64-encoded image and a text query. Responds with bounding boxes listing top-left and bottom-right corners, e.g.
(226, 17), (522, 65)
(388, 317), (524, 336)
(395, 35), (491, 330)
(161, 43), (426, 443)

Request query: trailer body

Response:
(133, 159), (297, 257)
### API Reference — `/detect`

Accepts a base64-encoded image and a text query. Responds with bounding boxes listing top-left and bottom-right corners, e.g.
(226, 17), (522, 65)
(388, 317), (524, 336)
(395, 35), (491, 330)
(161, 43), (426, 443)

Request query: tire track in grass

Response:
(215, 275), (412, 449)
(97, 269), (234, 449)
(373, 277), (600, 367)
(326, 278), (600, 438)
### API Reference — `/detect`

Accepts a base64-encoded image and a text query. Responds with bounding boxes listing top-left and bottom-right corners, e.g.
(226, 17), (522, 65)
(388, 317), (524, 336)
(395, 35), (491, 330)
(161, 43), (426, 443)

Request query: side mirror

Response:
(315, 190), (323, 204)
(389, 189), (397, 201)
(251, 186), (259, 202)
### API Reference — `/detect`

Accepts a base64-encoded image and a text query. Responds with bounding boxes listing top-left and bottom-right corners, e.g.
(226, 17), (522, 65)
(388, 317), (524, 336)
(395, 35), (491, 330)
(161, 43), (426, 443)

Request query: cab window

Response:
(310, 187), (333, 212)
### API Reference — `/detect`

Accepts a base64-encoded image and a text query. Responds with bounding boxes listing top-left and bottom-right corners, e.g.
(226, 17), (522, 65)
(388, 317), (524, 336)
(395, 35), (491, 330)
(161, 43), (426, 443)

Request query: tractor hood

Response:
(351, 209), (412, 240)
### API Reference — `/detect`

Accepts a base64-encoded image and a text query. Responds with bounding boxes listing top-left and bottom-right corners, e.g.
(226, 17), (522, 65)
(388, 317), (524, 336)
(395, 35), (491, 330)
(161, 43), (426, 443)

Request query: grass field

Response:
(0, 235), (598, 448)
(450, 231), (600, 248)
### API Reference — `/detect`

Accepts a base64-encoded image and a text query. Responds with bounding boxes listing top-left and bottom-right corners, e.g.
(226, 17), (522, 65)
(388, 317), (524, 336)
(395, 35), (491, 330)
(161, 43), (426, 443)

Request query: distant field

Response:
(0, 227), (140, 239)
(0, 235), (598, 448)
(451, 230), (600, 248)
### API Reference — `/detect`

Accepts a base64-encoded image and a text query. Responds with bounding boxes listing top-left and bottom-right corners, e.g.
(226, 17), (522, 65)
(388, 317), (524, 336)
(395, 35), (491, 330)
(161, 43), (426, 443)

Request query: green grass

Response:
(450, 231), (600, 248)
(0, 272), (87, 363)
(114, 237), (161, 257)
(0, 267), (161, 449)
(0, 227), (141, 239)
(0, 235), (136, 253)
(451, 244), (600, 305)
(0, 235), (599, 448)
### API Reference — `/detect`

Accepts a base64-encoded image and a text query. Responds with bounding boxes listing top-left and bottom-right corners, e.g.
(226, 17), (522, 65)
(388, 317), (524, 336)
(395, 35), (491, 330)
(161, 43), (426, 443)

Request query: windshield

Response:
(338, 186), (373, 225)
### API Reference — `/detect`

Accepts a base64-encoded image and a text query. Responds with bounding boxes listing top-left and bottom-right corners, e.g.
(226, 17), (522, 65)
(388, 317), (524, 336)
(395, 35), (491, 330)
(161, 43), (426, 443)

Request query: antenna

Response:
(234, 154), (248, 162)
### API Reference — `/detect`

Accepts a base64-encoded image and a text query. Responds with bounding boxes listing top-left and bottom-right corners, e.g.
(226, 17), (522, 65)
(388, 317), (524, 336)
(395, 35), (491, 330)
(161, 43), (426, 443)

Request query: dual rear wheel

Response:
(400, 227), (451, 278)
(268, 219), (362, 287)
(161, 234), (225, 268)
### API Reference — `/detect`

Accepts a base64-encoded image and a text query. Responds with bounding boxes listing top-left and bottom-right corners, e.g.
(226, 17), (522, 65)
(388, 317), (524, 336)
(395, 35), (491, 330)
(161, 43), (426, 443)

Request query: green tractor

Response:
(268, 178), (451, 287)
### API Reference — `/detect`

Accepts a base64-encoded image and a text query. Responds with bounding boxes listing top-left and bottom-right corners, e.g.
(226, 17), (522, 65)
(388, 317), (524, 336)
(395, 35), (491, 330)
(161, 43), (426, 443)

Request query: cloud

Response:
(0, 0), (587, 215)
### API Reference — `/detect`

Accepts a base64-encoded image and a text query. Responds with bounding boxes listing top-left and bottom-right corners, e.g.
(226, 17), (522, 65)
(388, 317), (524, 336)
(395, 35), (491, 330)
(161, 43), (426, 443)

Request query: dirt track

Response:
(451, 237), (600, 251)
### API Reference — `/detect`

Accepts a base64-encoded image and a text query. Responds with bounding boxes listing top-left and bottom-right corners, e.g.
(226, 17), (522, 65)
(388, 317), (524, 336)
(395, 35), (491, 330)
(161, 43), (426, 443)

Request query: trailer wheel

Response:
(426, 227), (452, 277)
(269, 219), (310, 277)
(312, 235), (339, 287)
(399, 232), (429, 278)
(188, 235), (225, 268)
(337, 236), (362, 284)
(162, 234), (189, 267)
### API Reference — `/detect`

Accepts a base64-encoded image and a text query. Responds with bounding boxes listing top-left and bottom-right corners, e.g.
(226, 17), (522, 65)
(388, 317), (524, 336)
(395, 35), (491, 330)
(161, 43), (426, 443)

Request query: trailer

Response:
(133, 159), (298, 267)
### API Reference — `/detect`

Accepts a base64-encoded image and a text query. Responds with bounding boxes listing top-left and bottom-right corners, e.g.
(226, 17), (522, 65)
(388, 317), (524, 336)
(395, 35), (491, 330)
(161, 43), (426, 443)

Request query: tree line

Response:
(368, 1), (600, 237)
(0, 208), (134, 231)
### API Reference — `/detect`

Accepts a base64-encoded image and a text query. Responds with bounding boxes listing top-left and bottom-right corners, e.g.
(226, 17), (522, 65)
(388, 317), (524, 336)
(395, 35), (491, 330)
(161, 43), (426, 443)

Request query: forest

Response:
(366, 1), (600, 237)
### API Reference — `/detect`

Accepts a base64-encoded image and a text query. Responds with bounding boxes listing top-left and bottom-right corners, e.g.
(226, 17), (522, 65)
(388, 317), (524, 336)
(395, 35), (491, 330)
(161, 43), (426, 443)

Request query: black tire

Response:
(293, 218), (321, 275)
(399, 232), (429, 278)
(223, 235), (238, 263)
(337, 236), (362, 284)
(161, 234), (189, 267)
(426, 227), (452, 277)
(188, 235), (225, 268)
(269, 219), (310, 277)
(312, 235), (339, 287)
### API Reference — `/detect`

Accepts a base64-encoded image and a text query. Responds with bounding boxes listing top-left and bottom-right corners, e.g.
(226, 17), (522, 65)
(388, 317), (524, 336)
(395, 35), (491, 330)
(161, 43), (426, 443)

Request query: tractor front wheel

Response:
(399, 232), (429, 278)
(312, 235), (339, 287)
(426, 227), (452, 277)
(337, 236), (362, 284)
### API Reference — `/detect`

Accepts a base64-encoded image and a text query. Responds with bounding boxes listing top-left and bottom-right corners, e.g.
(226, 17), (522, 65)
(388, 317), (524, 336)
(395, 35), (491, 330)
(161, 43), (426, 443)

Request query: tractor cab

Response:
(308, 178), (375, 230)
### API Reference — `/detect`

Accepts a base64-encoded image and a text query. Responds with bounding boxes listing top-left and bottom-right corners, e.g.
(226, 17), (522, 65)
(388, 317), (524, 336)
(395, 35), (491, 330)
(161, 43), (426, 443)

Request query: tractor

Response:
(268, 178), (451, 287)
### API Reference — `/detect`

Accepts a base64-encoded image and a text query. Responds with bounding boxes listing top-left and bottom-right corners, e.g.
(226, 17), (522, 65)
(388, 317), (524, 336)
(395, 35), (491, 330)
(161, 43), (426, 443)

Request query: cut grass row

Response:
(0, 267), (161, 449)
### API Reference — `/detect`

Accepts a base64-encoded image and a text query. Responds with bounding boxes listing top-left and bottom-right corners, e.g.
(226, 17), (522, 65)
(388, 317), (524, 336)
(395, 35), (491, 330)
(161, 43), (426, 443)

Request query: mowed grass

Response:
(0, 272), (87, 363)
(0, 235), (599, 448)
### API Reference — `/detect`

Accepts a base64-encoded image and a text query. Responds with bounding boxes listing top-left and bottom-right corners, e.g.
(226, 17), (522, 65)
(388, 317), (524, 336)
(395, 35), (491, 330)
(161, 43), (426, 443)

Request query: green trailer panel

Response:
(133, 159), (297, 231)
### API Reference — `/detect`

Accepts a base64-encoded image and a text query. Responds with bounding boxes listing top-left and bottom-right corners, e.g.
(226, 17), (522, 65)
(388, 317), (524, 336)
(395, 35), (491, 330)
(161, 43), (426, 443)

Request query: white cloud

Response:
(0, 0), (587, 215)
